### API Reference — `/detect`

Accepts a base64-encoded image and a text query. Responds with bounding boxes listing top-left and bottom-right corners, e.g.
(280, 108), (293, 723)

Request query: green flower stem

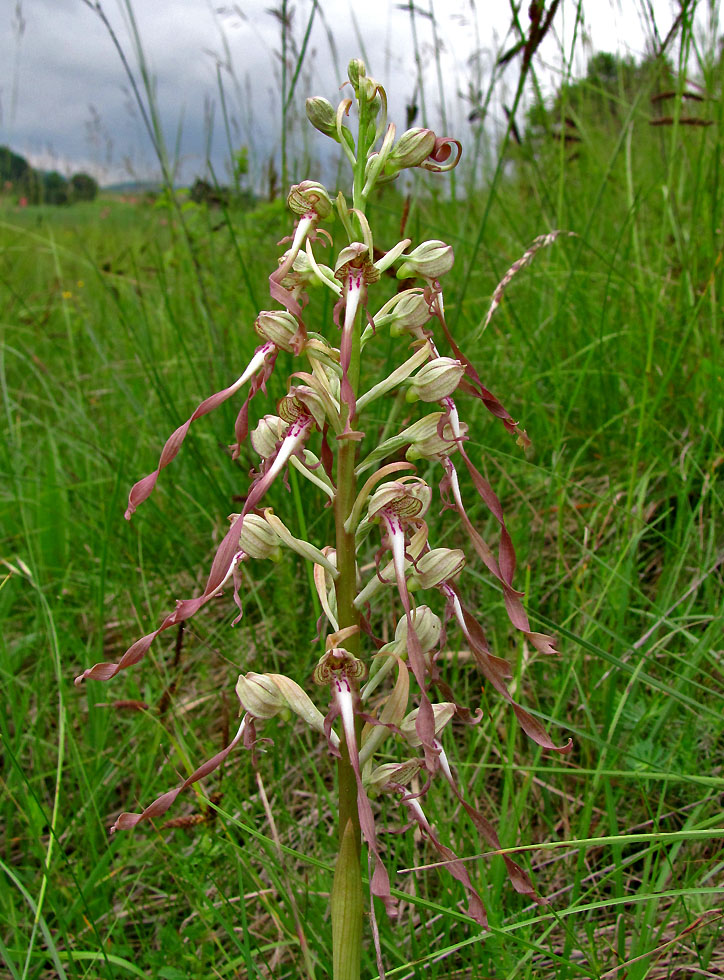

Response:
(332, 420), (363, 980)
(332, 818), (364, 980)
(352, 102), (367, 212)
(331, 292), (365, 980)
(331, 79), (382, 973)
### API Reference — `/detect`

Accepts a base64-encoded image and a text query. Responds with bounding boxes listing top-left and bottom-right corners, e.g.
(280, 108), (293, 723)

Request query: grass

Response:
(1, 11), (724, 979)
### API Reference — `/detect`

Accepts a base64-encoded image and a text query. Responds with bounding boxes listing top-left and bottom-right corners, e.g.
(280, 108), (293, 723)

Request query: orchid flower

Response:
(111, 669), (339, 834)
(333, 243), (380, 436)
(314, 646), (396, 918)
(366, 479), (439, 764)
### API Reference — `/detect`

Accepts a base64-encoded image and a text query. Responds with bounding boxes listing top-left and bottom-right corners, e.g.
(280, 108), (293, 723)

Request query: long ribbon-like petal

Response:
(111, 715), (250, 832)
(381, 512), (438, 767)
(331, 677), (397, 918)
(399, 792), (487, 927)
(442, 583), (571, 753)
(339, 269), (363, 427)
(429, 286), (530, 446)
(125, 342), (275, 518)
(434, 740), (544, 904)
(77, 416), (314, 684)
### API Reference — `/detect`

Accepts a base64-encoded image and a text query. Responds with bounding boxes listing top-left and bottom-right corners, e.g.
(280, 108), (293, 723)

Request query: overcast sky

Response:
(1, 0), (720, 186)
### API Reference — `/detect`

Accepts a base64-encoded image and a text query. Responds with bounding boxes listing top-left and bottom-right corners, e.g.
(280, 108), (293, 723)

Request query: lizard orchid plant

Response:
(77, 59), (571, 980)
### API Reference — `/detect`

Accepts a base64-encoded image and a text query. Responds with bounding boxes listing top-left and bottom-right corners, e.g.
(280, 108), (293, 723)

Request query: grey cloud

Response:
(2, 0), (694, 187)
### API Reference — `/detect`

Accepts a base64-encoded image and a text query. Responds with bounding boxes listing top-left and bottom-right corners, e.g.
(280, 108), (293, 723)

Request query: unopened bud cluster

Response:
(306, 61), (461, 191)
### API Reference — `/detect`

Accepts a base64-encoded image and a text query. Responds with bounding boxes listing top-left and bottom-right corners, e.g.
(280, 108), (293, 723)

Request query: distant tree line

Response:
(0, 146), (99, 205)
(188, 146), (258, 209)
(188, 178), (255, 209)
(523, 52), (676, 143)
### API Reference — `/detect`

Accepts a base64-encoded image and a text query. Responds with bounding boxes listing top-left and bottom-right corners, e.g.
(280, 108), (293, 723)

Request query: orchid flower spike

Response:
(76, 57), (572, 974)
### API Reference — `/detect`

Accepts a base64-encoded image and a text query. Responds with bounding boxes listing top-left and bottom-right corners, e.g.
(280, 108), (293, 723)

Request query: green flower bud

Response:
(400, 413), (467, 460)
(369, 90), (383, 119)
(365, 759), (422, 795)
(385, 128), (436, 173)
(409, 549), (465, 590)
(251, 414), (284, 458)
(306, 97), (355, 154)
(287, 180), (333, 219)
(347, 58), (366, 91)
(236, 672), (286, 719)
(406, 357), (465, 402)
(255, 310), (300, 353)
(359, 75), (379, 102)
(236, 671), (328, 737)
(305, 96), (337, 138)
(387, 291), (432, 336)
(400, 702), (455, 746)
(292, 250), (335, 286)
(393, 605), (442, 653)
(235, 513), (282, 561)
(397, 240), (454, 280)
(320, 362), (341, 402)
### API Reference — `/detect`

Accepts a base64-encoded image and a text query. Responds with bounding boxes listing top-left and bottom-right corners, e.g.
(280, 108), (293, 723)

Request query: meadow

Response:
(1, 8), (723, 979)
